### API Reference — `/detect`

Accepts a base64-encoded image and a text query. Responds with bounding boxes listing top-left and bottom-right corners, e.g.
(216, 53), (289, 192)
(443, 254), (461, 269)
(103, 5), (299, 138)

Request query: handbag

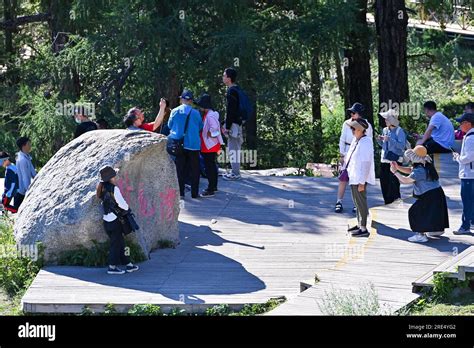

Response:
(166, 110), (191, 156)
(384, 151), (400, 161)
(338, 139), (361, 182)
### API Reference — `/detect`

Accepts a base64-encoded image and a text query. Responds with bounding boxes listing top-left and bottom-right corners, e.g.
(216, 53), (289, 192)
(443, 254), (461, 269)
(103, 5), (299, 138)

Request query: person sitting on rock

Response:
(125, 99), (167, 132)
(73, 106), (97, 139)
(96, 165), (140, 275)
(0, 151), (20, 213)
(15, 137), (36, 208)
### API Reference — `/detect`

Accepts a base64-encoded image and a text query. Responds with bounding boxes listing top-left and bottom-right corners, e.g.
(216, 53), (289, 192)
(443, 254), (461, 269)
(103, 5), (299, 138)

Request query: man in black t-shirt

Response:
(74, 107), (98, 138)
(222, 67), (243, 181)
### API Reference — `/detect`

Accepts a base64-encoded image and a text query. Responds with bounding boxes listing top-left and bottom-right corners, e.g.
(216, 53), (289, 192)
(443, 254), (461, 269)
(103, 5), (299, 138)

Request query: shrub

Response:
(56, 239), (147, 267)
(319, 282), (392, 315)
(128, 304), (163, 316)
(0, 216), (44, 297)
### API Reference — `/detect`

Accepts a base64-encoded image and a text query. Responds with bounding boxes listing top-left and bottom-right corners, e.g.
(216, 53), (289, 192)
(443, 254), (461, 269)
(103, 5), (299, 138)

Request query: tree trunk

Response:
(310, 49), (322, 162)
(375, 0), (409, 129)
(343, 0), (373, 126)
(3, 0), (15, 54)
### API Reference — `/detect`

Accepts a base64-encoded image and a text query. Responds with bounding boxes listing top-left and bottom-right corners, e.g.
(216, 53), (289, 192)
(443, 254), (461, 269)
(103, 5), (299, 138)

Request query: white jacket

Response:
(202, 110), (224, 151)
(346, 135), (376, 186)
(456, 128), (474, 179)
(339, 119), (373, 155)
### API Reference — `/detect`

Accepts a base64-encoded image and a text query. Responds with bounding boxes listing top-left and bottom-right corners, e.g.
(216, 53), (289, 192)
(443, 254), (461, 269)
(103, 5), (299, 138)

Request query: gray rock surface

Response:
(14, 130), (180, 263)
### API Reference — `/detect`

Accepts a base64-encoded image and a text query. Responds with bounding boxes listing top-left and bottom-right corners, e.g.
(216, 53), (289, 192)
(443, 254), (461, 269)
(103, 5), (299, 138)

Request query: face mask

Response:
(74, 117), (82, 124)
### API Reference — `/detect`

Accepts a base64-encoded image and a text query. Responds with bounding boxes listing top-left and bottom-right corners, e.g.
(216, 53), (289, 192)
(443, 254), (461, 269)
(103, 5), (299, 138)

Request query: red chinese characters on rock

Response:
(116, 173), (177, 222)
(159, 188), (177, 222)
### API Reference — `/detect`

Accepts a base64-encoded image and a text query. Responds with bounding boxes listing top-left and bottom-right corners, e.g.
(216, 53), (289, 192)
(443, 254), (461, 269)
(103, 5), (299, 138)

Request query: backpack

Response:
(230, 85), (254, 122)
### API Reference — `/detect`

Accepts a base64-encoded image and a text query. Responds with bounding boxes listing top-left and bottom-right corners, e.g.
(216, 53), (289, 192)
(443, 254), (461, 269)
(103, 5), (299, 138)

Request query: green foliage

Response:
(56, 239), (146, 267)
(432, 272), (470, 302)
(103, 303), (118, 315)
(157, 240), (176, 249)
(205, 297), (285, 316)
(319, 282), (392, 315)
(204, 303), (231, 316)
(0, 216), (44, 298)
(128, 304), (163, 316)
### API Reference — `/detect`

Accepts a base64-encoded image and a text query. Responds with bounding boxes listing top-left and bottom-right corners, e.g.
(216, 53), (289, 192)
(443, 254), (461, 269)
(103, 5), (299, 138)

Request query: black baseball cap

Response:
(456, 113), (474, 124)
(347, 103), (365, 114)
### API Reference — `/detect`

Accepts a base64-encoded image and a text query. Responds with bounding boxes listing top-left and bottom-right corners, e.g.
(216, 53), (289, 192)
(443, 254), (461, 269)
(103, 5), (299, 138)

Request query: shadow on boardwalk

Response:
(40, 222), (266, 306)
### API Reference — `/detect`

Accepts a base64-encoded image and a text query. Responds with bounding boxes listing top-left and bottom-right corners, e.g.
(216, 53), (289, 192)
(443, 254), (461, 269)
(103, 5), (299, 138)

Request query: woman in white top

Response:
(336, 103), (373, 213)
(96, 166), (139, 275)
(345, 118), (376, 237)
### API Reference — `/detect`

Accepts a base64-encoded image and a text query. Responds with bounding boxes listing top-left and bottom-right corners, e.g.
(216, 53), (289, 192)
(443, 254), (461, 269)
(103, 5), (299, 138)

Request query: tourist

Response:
(417, 101), (454, 154)
(96, 165), (140, 275)
(123, 111), (143, 130)
(15, 137), (37, 208)
(452, 112), (474, 235)
(126, 99), (167, 132)
(73, 107), (97, 138)
(345, 118), (375, 237)
(335, 102), (373, 213)
(196, 93), (224, 197)
(168, 89), (203, 199)
(159, 98), (172, 136)
(390, 146), (449, 243)
(96, 118), (109, 130)
(0, 152), (19, 213)
(377, 109), (407, 204)
(222, 67), (243, 181)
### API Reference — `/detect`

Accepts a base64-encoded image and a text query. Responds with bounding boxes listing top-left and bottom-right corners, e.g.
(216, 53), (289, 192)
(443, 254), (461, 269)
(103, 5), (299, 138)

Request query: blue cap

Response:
(455, 113), (474, 124)
(179, 89), (194, 101)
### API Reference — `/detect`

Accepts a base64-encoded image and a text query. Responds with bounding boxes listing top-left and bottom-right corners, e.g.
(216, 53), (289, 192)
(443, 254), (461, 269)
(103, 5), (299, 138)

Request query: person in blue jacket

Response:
(168, 89), (203, 199)
(0, 151), (20, 213)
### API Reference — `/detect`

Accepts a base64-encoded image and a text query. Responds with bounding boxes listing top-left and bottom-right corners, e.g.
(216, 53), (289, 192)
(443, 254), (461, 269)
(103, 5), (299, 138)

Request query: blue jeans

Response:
(461, 179), (474, 230)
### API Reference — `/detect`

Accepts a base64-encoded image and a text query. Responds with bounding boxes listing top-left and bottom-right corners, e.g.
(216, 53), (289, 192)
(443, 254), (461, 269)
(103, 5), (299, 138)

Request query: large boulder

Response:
(14, 130), (180, 263)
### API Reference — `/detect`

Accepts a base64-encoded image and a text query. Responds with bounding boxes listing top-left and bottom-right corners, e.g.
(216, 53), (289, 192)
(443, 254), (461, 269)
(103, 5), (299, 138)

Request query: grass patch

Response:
(79, 297), (286, 316)
(408, 273), (474, 316)
(56, 239), (147, 267)
(157, 239), (176, 249)
(0, 216), (43, 298)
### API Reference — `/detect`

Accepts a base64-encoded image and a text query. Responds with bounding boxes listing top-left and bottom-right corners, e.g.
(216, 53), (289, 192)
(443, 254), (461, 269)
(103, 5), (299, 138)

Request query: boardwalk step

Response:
(412, 246), (474, 293)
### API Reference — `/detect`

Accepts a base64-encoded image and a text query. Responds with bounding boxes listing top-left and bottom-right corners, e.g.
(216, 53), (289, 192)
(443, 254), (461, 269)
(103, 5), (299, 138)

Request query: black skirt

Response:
(409, 186), (449, 233)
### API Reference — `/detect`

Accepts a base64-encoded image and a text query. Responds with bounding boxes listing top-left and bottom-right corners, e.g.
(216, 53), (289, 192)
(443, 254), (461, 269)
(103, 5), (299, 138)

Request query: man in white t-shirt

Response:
(417, 101), (454, 154)
(335, 102), (373, 213)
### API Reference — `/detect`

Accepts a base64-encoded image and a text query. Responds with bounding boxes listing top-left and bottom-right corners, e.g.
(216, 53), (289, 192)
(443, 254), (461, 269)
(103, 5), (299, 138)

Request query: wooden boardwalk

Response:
(268, 154), (473, 315)
(17, 153), (474, 313)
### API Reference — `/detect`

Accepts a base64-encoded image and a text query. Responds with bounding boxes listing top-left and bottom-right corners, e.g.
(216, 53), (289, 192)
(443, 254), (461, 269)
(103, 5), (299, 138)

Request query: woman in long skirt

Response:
(390, 145), (449, 243)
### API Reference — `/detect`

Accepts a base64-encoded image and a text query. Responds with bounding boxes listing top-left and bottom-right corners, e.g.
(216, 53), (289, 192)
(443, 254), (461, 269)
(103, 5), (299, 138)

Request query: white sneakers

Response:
(408, 233), (429, 243)
(223, 173), (241, 181)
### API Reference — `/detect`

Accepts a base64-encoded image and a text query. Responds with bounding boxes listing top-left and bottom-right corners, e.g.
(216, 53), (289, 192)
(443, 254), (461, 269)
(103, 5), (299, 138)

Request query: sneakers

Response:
(347, 225), (359, 232)
(453, 227), (471, 235)
(200, 190), (215, 198)
(408, 233), (429, 243)
(335, 202), (343, 213)
(351, 229), (370, 237)
(223, 173), (241, 181)
(126, 264), (139, 273)
(107, 267), (125, 275)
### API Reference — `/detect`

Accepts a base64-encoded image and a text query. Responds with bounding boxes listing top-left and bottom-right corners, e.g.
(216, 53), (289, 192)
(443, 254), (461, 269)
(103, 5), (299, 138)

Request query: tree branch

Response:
(0, 13), (50, 30)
